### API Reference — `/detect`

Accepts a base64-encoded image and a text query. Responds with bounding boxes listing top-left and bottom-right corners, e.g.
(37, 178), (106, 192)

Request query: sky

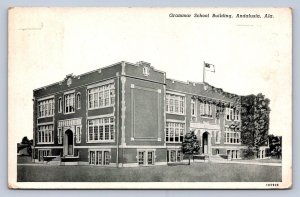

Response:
(8, 7), (291, 142)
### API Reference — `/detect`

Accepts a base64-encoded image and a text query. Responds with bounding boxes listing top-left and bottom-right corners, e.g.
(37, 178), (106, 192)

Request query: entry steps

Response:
(209, 155), (230, 162)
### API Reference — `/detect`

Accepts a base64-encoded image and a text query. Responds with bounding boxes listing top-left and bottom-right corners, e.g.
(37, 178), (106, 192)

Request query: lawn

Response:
(17, 162), (281, 182)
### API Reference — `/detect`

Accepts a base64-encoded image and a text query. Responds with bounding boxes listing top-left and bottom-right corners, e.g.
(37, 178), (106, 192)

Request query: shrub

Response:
(241, 148), (255, 159)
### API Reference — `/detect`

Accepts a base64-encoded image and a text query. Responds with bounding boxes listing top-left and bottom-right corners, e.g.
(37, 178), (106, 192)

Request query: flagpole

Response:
(203, 61), (206, 83)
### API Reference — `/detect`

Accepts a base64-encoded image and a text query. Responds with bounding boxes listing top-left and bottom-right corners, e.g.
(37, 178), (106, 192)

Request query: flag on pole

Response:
(204, 62), (215, 72)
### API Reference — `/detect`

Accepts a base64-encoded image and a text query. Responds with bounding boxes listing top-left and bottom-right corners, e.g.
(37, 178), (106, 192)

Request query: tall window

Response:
(76, 93), (81, 109)
(38, 98), (54, 118)
(58, 97), (62, 113)
(215, 130), (221, 144)
(200, 102), (212, 117)
(88, 117), (114, 142)
(64, 93), (75, 114)
(166, 121), (185, 143)
(225, 128), (240, 144)
(88, 83), (115, 109)
(89, 150), (111, 166)
(226, 108), (231, 120)
(166, 93), (185, 115)
(234, 109), (240, 121)
(57, 128), (62, 144)
(37, 124), (54, 144)
(76, 126), (81, 143)
(191, 99), (196, 117)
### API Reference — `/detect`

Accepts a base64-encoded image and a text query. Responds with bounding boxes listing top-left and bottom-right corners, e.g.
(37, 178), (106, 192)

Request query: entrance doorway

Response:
(64, 129), (74, 156)
(202, 132), (209, 154)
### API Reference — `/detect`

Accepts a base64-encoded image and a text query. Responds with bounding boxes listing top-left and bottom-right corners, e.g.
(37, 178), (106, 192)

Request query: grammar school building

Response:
(32, 61), (257, 167)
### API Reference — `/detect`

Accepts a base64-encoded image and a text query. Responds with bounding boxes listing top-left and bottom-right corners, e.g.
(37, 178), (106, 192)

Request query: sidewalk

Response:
(209, 160), (282, 166)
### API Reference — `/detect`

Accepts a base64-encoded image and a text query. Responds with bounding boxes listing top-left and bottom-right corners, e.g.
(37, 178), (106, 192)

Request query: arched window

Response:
(77, 93), (81, 109)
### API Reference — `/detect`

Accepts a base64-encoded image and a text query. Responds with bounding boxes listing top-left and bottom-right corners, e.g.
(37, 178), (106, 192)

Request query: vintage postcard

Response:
(8, 7), (292, 189)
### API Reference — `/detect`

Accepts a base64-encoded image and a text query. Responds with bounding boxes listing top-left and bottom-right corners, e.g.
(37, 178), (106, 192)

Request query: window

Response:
(147, 151), (154, 165)
(230, 109), (233, 120)
(89, 150), (111, 166)
(76, 126), (81, 143)
(38, 149), (50, 161)
(76, 93), (81, 109)
(38, 98), (55, 118)
(215, 130), (221, 144)
(225, 128), (240, 144)
(143, 66), (150, 76)
(200, 102), (213, 118)
(167, 149), (182, 162)
(166, 93), (185, 115)
(88, 83), (115, 109)
(226, 108), (240, 121)
(87, 117), (115, 142)
(166, 121), (185, 143)
(37, 124), (54, 144)
(191, 99), (196, 117)
(58, 97), (62, 113)
(138, 151), (145, 165)
(234, 109), (240, 121)
(57, 128), (62, 144)
(64, 93), (75, 114)
(227, 149), (240, 159)
(137, 150), (155, 165)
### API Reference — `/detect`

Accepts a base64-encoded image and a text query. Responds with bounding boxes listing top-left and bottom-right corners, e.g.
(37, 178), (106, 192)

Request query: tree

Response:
(19, 136), (33, 156)
(241, 93), (270, 155)
(182, 131), (200, 165)
(21, 136), (31, 145)
(268, 134), (282, 159)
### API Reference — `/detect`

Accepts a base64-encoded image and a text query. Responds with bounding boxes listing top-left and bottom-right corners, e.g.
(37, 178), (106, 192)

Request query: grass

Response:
(17, 162), (281, 182)
(17, 156), (32, 164)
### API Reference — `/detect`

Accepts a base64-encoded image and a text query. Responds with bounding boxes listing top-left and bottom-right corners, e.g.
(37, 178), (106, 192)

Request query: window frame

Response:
(57, 128), (63, 144)
(75, 126), (82, 143)
(64, 92), (76, 114)
(199, 101), (213, 118)
(142, 66), (150, 76)
(167, 149), (182, 163)
(37, 124), (54, 144)
(215, 130), (221, 144)
(88, 83), (115, 110)
(137, 149), (155, 166)
(191, 99), (197, 118)
(76, 93), (81, 109)
(224, 128), (241, 144)
(165, 121), (185, 143)
(87, 116), (115, 143)
(58, 97), (62, 113)
(166, 92), (186, 115)
(38, 149), (51, 161)
(37, 98), (55, 118)
(88, 149), (111, 166)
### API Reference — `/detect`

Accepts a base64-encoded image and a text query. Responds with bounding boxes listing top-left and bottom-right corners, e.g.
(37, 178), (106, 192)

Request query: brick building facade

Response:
(32, 61), (248, 166)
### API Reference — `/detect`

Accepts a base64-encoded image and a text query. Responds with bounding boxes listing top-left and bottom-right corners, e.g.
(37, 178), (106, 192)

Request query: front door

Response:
(64, 129), (74, 156)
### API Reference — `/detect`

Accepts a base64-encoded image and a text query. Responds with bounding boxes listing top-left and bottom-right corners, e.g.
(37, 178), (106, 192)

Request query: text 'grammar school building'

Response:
(33, 61), (247, 167)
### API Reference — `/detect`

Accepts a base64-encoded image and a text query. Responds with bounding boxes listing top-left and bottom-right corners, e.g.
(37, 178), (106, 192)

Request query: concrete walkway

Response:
(208, 160), (282, 166)
(18, 160), (282, 167)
